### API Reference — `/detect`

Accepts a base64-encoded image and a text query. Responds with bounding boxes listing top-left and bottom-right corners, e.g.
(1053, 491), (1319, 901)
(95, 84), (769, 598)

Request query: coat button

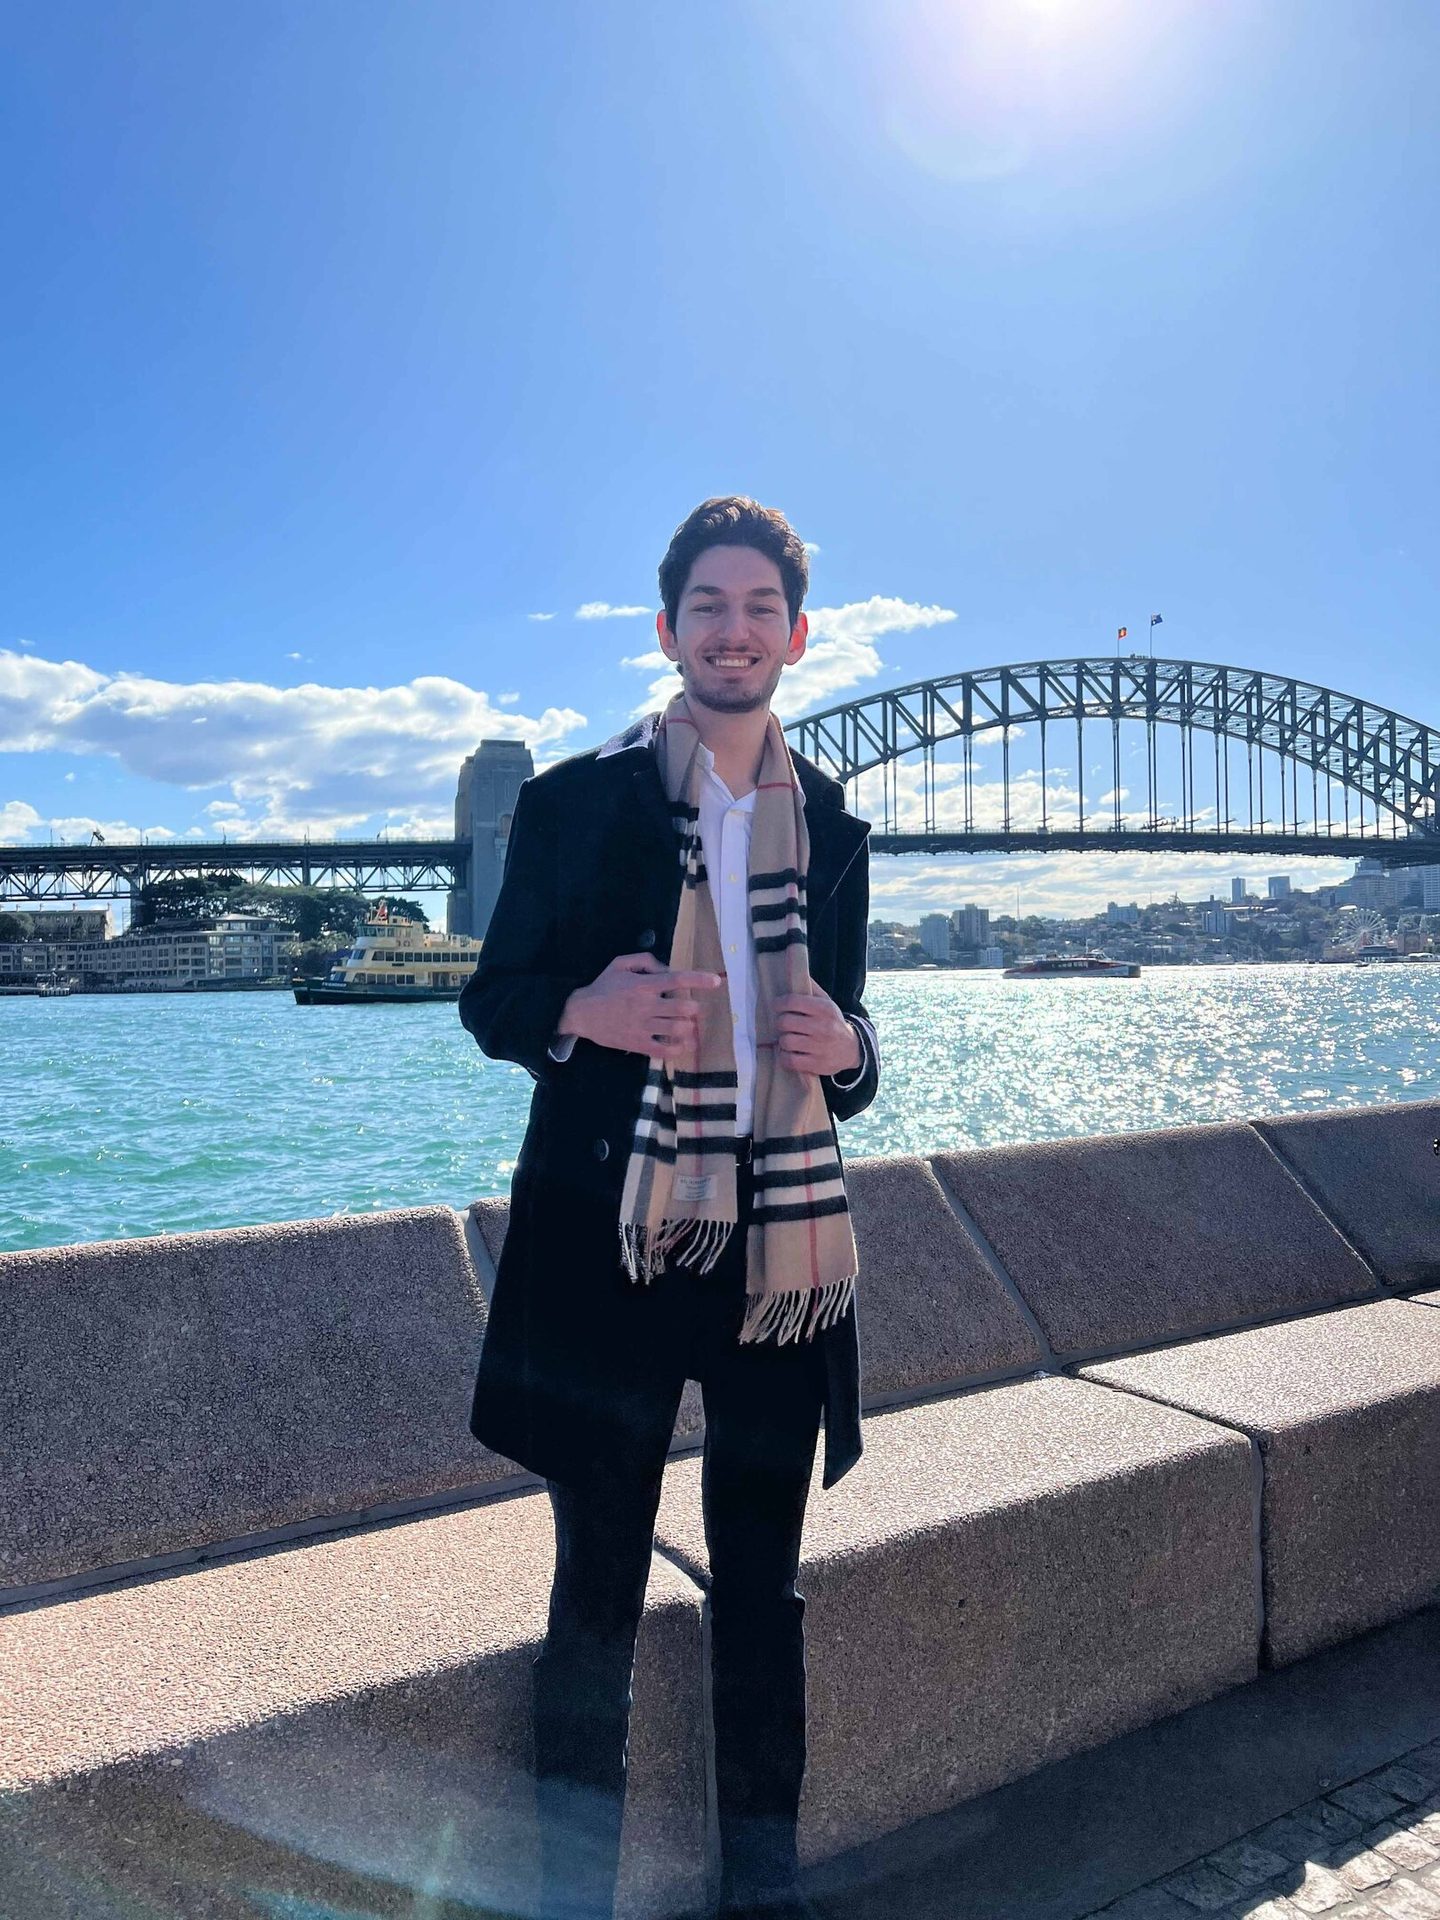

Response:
(594, 1137), (610, 1162)
(637, 928), (657, 950)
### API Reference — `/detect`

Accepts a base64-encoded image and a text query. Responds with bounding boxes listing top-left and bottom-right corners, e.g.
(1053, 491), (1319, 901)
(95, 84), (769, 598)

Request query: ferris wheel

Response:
(1337, 907), (1388, 953)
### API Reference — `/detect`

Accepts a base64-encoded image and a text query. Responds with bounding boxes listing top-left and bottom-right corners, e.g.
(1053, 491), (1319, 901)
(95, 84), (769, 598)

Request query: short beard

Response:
(679, 659), (784, 716)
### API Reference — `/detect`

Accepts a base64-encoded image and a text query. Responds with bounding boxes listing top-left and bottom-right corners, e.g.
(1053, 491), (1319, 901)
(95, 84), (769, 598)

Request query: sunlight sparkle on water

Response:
(3, 963), (1437, 1252)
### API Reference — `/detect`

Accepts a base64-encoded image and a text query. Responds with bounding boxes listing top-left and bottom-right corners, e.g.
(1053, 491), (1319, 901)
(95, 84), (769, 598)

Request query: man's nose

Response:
(719, 606), (753, 643)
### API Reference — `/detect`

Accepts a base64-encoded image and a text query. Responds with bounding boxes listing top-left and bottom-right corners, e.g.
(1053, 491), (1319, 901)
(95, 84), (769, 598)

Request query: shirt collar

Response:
(696, 742), (757, 809)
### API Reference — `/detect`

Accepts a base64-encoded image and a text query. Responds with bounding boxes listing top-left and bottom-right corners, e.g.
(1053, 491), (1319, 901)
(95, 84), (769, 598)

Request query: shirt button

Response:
(727, 943), (737, 954)
(728, 874), (738, 883)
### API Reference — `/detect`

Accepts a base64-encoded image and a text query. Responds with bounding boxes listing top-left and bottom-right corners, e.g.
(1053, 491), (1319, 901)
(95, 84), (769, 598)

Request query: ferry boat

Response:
(292, 914), (483, 1005)
(1003, 952), (1141, 980)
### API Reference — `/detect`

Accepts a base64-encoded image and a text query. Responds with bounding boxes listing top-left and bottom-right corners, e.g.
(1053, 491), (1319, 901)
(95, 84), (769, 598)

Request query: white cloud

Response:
(498, 691), (521, 705)
(843, 751), (1357, 917)
(0, 800), (42, 842)
(527, 612), (555, 622)
(621, 594), (959, 719)
(16, 638), (33, 650)
(0, 646), (586, 840)
(802, 540), (821, 557)
(63, 771), (75, 782)
(0, 801), (182, 846)
(576, 602), (652, 620)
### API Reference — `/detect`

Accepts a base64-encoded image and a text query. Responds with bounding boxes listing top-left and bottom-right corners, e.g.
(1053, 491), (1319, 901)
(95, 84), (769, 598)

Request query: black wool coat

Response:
(458, 721), (880, 1492)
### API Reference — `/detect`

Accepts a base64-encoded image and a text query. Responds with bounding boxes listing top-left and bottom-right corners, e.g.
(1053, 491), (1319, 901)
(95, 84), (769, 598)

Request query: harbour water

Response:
(4, 963), (1437, 1255)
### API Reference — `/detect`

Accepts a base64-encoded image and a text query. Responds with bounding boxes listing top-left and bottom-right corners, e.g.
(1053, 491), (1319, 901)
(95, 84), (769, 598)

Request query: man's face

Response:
(656, 544), (807, 715)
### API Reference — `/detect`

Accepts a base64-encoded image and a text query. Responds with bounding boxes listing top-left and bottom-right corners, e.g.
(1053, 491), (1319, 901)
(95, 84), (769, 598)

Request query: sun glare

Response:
(873, 0), (1197, 187)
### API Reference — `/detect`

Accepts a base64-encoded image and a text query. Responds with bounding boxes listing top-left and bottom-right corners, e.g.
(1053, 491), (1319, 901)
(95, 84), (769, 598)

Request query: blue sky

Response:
(2, 0), (1437, 920)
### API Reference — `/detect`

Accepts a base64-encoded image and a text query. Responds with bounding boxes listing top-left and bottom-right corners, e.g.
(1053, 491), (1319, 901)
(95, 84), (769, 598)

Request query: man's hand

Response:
(559, 954), (723, 1059)
(774, 986), (862, 1078)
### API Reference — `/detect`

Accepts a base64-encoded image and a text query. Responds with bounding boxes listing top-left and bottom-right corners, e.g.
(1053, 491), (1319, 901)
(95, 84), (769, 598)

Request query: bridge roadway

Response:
(3, 824), (1438, 904)
(0, 836), (464, 904)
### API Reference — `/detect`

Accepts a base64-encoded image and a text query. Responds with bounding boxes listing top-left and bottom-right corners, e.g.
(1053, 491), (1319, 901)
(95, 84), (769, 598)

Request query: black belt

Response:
(733, 1134), (754, 1163)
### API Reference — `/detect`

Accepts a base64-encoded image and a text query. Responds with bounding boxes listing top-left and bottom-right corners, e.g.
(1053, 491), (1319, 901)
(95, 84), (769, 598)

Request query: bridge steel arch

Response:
(785, 656), (1440, 864)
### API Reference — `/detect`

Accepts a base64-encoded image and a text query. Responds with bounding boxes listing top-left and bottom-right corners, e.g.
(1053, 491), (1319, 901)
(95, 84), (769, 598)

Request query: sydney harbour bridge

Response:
(4, 658), (1439, 927)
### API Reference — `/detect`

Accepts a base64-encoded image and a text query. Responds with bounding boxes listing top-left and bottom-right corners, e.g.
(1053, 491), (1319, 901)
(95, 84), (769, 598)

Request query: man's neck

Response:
(686, 702), (771, 799)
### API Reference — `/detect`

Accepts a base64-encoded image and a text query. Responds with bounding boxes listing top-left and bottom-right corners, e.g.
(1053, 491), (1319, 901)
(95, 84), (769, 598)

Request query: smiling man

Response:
(460, 496), (879, 1920)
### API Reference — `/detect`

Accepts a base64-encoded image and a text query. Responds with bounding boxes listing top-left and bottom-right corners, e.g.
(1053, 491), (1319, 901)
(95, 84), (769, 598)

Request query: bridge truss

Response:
(785, 657), (1440, 866)
(6, 659), (1440, 904)
(0, 838), (464, 906)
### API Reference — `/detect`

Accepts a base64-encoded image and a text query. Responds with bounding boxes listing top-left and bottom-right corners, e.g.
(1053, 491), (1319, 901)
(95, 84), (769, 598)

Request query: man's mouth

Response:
(705, 653), (760, 669)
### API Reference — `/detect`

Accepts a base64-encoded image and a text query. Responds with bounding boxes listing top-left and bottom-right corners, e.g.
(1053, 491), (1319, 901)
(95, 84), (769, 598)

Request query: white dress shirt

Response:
(549, 741), (868, 1126)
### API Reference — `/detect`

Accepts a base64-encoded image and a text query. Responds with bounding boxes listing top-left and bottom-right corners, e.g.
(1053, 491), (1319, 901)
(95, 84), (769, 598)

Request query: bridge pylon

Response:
(448, 740), (534, 939)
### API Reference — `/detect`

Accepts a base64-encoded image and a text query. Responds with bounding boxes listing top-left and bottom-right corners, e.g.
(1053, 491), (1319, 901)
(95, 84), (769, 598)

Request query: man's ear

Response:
(656, 609), (679, 662)
(785, 611), (809, 666)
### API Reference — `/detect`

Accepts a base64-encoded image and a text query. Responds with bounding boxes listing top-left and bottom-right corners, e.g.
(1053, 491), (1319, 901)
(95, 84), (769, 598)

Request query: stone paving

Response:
(1088, 1741), (1440, 1920)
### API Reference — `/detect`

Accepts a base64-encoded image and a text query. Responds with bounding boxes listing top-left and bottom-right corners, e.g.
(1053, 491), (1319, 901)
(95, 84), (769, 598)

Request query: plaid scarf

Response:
(617, 693), (859, 1344)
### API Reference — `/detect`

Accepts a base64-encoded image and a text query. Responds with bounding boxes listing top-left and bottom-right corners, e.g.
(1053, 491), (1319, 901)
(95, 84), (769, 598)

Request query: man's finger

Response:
(658, 970), (724, 995)
(613, 952), (665, 972)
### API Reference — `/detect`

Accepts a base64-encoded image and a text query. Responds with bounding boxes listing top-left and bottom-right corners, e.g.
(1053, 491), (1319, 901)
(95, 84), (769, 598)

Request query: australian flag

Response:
(1150, 613), (1163, 627)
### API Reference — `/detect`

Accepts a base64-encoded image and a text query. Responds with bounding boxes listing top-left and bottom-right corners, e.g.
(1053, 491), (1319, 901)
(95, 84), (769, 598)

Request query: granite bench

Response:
(1, 1491), (704, 1920)
(0, 1209), (704, 1918)
(928, 1106), (1440, 1667)
(6, 1103), (1440, 1917)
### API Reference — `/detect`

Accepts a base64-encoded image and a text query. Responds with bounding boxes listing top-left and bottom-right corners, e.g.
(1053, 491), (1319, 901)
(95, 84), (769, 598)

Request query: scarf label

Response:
(673, 1172), (717, 1205)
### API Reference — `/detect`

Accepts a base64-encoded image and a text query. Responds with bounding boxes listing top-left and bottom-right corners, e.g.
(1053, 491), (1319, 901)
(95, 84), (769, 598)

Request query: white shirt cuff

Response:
(547, 1031), (578, 1063)
(827, 1017), (870, 1090)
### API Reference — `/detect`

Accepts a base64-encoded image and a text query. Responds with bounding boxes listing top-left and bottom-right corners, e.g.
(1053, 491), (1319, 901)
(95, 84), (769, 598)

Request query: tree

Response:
(134, 874), (246, 926)
(0, 910), (31, 944)
(375, 895), (427, 924)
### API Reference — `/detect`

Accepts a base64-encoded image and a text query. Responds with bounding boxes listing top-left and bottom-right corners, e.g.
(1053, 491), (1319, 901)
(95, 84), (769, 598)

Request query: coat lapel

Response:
(795, 758), (871, 916)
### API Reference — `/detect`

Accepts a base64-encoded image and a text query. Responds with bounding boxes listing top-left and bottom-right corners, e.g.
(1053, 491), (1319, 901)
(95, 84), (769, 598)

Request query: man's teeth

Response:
(710, 655), (757, 666)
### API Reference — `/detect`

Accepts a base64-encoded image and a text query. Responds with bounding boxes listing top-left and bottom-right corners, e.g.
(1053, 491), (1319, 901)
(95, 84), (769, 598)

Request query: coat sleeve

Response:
(822, 837), (880, 1125)
(457, 776), (588, 1084)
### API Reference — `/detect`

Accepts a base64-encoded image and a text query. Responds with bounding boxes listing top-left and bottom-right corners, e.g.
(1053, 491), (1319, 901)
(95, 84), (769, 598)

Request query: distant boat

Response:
(292, 917), (483, 1005)
(1003, 952), (1141, 980)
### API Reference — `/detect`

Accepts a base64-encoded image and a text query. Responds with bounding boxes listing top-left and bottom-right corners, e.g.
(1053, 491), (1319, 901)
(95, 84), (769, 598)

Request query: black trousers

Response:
(532, 1149), (826, 1919)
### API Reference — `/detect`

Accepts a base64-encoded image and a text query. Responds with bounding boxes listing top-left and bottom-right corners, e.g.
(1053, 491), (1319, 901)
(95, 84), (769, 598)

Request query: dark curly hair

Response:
(657, 497), (810, 633)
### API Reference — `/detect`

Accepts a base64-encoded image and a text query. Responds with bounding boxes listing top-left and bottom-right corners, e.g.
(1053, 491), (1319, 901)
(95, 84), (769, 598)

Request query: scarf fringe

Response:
(739, 1270), (856, 1346)
(619, 1215), (735, 1284)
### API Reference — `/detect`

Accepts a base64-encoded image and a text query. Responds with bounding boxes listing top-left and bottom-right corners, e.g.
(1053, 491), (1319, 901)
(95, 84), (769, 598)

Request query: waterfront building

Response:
(0, 914), (288, 989)
(1338, 858), (1388, 909)
(1424, 866), (1440, 911)
(0, 943), (39, 981)
(978, 945), (1005, 968)
(949, 903), (990, 948)
(448, 739), (534, 941)
(23, 908), (111, 942)
(1267, 876), (1292, 900)
(919, 913), (952, 963)
(1201, 904), (1232, 937)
